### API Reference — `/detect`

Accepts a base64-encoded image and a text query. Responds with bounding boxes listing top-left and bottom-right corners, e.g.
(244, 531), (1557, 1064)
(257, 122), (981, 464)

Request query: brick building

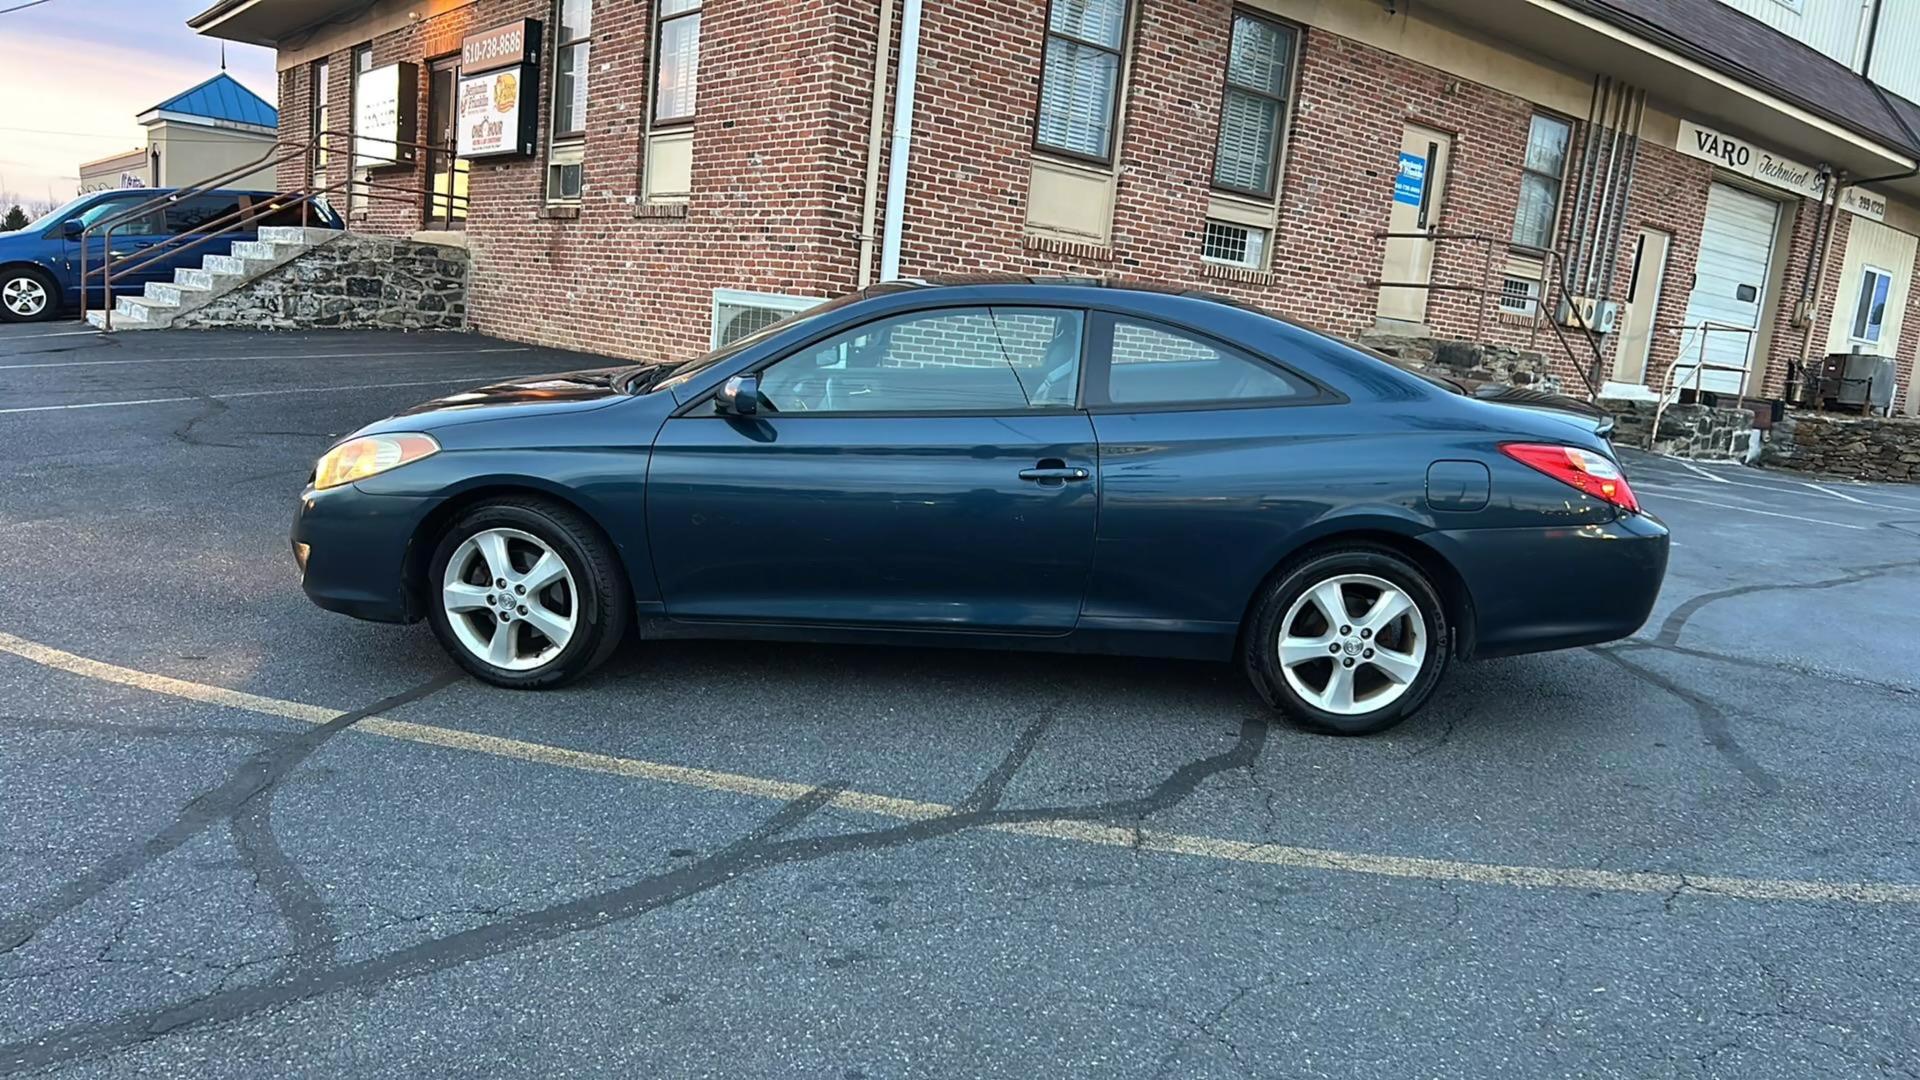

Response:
(191, 0), (1920, 413)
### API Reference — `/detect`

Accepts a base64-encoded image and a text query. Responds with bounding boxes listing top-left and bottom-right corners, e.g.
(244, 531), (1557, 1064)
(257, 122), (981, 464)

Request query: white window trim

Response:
(711, 289), (821, 348)
(1851, 263), (1894, 345)
(1200, 219), (1269, 271)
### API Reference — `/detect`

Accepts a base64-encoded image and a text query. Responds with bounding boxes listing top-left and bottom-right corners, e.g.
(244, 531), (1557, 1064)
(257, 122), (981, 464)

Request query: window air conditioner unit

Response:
(1557, 296), (1620, 334)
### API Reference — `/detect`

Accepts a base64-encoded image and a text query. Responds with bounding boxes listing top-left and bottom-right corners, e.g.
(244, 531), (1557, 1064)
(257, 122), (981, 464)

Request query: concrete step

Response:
(116, 294), (173, 316)
(228, 239), (293, 261)
(89, 303), (152, 329)
(202, 253), (269, 276)
(143, 281), (204, 306)
(258, 226), (343, 245)
(174, 266), (240, 291)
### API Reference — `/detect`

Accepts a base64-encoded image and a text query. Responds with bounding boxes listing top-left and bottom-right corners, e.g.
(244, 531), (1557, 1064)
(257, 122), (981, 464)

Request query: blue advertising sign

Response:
(1394, 152), (1427, 206)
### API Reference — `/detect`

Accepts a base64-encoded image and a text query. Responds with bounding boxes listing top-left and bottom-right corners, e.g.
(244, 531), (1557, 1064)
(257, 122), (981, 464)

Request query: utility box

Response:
(1819, 351), (1896, 414)
(1557, 296), (1620, 334)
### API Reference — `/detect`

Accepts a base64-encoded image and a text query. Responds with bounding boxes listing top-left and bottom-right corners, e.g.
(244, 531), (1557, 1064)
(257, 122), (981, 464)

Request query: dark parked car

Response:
(0, 188), (343, 322)
(292, 280), (1668, 734)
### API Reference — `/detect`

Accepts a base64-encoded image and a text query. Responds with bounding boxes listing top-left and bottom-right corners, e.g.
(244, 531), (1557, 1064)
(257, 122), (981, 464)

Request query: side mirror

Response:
(714, 373), (760, 416)
(61, 219), (84, 238)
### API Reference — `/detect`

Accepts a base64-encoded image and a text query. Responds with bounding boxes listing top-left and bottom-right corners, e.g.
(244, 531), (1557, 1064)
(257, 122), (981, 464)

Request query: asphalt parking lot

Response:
(1, 321), (1917, 1079)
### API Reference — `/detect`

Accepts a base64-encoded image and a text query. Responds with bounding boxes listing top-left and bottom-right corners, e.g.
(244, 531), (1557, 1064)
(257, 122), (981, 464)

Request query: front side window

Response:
(1511, 113), (1571, 250)
(655, 0), (702, 124)
(1213, 12), (1297, 198)
(1035, 0), (1129, 162)
(1103, 317), (1310, 406)
(164, 195), (241, 234)
(311, 59), (331, 186)
(76, 195), (161, 234)
(1852, 266), (1893, 344)
(756, 308), (1084, 413)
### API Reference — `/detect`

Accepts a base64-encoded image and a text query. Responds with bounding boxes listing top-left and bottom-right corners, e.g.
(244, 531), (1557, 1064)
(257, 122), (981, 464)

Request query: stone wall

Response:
(1351, 332), (1567, 395)
(172, 234), (468, 332)
(1603, 397), (1757, 460)
(1760, 412), (1920, 482)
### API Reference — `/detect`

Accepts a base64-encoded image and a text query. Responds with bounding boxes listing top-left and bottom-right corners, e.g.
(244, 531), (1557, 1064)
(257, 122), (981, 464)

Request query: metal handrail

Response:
(84, 130), (465, 330)
(1649, 321), (1758, 451)
(1367, 229), (1564, 364)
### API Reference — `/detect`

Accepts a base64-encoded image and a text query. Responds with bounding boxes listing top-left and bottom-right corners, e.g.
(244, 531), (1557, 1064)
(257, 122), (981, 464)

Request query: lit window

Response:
(1852, 266), (1893, 345)
(1212, 12), (1297, 198)
(1036, 0), (1129, 162)
(655, 0), (702, 124)
(1202, 220), (1268, 270)
(1511, 113), (1571, 250)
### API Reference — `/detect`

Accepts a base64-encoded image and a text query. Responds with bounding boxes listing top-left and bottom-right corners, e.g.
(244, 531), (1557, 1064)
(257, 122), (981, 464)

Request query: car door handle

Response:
(1018, 464), (1091, 483)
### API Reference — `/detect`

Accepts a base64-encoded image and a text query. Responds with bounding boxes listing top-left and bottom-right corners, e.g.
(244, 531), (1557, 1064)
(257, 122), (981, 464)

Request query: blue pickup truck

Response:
(0, 188), (343, 323)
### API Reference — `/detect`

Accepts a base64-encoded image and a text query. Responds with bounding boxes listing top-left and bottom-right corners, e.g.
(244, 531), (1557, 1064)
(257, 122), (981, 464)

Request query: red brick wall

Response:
(259, 0), (1816, 403)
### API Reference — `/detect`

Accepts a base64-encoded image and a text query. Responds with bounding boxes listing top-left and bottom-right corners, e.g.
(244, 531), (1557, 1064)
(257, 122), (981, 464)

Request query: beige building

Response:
(76, 73), (280, 194)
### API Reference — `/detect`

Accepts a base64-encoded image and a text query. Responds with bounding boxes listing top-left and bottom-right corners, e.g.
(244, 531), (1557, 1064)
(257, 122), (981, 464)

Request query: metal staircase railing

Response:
(82, 130), (467, 330)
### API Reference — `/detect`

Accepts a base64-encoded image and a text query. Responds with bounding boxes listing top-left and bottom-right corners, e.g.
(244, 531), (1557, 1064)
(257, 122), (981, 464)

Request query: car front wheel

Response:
(1, 268), (59, 323)
(1245, 546), (1450, 735)
(426, 498), (629, 688)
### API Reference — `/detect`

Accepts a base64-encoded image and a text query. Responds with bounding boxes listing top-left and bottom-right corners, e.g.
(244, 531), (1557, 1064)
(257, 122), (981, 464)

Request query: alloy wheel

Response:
(3, 277), (48, 318)
(1276, 573), (1426, 715)
(440, 527), (578, 671)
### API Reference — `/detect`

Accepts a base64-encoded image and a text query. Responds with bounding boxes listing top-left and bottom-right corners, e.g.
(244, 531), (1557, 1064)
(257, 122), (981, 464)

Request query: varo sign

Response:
(1677, 119), (1885, 222)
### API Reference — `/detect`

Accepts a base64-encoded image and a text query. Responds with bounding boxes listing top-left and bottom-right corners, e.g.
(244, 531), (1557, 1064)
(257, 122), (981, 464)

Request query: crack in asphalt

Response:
(1591, 648), (1782, 797)
(0, 713), (1267, 1074)
(0, 674), (459, 960)
(229, 784), (340, 979)
(1652, 558), (1920, 647)
(170, 391), (239, 450)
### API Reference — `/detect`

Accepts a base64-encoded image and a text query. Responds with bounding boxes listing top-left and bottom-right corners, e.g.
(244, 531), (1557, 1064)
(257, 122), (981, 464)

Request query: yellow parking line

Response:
(4, 628), (1917, 906)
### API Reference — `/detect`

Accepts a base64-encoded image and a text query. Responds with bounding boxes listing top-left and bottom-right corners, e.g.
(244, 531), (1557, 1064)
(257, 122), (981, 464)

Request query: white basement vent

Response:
(1499, 275), (1541, 317)
(1201, 220), (1269, 270)
(712, 289), (821, 348)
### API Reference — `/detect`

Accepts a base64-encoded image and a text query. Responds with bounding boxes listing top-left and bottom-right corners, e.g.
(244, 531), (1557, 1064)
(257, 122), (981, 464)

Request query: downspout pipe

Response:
(878, 0), (924, 282)
(856, 0), (898, 288)
(1566, 76), (1609, 296)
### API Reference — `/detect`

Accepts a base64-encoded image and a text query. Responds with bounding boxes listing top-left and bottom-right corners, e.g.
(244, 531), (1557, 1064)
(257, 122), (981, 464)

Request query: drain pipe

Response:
(856, 0), (898, 288)
(1595, 89), (1646, 309)
(878, 0), (924, 282)
(1566, 76), (1611, 295)
(1586, 82), (1630, 298)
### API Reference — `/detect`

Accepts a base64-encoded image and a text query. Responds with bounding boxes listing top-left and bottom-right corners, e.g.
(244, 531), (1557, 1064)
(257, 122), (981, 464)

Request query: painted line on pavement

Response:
(2, 628), (1916, 906)
(0, 347), (533, 371)
(0, 329), (103, 340)
(1674, 459), (1735, 484)
(0, 376), (518, 415)
(1637, 487), (1869, 530)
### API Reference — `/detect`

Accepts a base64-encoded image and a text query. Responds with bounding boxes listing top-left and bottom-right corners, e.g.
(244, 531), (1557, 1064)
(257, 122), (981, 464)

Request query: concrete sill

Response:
(635, 203), (690, 220)
(1201, 262), (1274, 287)
(540, 205), (581, 220)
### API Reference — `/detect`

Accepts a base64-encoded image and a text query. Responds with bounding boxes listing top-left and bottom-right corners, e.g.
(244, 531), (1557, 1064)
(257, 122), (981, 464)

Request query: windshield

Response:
(18, 195), (92, 233)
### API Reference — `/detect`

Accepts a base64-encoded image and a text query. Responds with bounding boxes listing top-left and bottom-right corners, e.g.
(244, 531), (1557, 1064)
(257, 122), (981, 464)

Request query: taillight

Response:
(1500, 443), (1640, 513)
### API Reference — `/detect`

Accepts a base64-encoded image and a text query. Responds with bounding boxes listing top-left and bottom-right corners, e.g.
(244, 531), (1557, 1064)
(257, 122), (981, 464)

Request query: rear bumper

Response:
(1432, 511), (1670, 659)
(290, 484), (435, 623)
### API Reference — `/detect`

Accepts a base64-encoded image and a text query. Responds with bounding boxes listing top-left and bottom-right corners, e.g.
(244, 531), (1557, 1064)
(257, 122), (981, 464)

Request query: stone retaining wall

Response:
(1602, 398), (1757, 460)
(1759, 412), (1920, 482)
(172, 234), (468, 332)
(1351, 332), (1564, 395)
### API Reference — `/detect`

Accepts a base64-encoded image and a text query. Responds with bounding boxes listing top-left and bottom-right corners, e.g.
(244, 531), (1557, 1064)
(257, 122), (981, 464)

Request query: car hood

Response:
(348, 365), (659, 438)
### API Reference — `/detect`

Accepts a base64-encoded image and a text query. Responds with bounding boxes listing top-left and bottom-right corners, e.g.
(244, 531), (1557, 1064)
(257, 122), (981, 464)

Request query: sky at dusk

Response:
(0, 0), (278, 207)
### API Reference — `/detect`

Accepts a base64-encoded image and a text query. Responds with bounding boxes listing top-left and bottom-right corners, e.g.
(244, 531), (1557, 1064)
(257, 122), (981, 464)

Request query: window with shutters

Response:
(1035, 0), (1130, 164)
(1212, 11), (1297, 199)
(1511, 113), (1572, 251)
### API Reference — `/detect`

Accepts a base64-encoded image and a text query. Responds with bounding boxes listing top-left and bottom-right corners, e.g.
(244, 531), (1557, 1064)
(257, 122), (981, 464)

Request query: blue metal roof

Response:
(147, 73), (277, 128)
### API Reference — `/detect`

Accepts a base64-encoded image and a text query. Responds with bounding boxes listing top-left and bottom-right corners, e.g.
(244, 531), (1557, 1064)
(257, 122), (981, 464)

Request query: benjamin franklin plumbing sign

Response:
(1676, 119), (1886, 222)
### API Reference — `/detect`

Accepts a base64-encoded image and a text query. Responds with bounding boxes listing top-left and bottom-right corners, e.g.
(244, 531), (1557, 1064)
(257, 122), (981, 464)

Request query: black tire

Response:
(425, 497), (630, 689)
(0, 267), (60, 323)
(1243, 545), (1451, 736)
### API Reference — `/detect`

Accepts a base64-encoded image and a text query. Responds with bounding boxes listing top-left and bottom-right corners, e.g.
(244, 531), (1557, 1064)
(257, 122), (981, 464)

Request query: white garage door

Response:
(1677, 183), (1780, 396)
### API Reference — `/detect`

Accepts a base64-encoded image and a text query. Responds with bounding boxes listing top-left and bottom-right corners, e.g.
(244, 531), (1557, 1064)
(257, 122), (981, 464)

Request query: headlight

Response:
(313, 432), (440, 490)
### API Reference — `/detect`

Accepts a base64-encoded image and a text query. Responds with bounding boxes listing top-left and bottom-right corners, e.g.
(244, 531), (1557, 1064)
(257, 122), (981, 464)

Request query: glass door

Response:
(424, 56), (469, 229)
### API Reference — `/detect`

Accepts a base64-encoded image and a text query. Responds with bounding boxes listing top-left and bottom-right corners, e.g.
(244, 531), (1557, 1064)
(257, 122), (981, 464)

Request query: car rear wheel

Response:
(426, 498), (629, 688)
(1244, 547), (1449, 735)
(1, 268), (58, 323)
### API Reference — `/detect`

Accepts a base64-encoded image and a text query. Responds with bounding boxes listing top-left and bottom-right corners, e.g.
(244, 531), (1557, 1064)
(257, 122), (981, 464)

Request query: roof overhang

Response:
(1419, 0), (1918, 190)
(188, 0), (371, 48)
(137, 108), (278, 136)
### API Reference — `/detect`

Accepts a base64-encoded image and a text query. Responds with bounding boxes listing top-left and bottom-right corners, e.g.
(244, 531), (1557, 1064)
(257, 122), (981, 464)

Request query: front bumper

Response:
(290, 484), (436, 623)
(1431, 511), (1670, 659)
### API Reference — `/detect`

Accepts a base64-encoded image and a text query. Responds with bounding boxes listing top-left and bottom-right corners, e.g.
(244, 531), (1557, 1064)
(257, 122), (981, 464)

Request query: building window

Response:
(1035, 0), (1129, 163)
(655, 0), (702, 124)
(310, 58), (330, 188)
(712, 289), (819, 348)
(1201, 220), (1268, 269)
(1499, 275), (1542, 317)
(1852, 265), (1893, 345)
(1511, 113), (1572, 250)
(1212, 11), (1297, 198)
(547, 0), (592, 202)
